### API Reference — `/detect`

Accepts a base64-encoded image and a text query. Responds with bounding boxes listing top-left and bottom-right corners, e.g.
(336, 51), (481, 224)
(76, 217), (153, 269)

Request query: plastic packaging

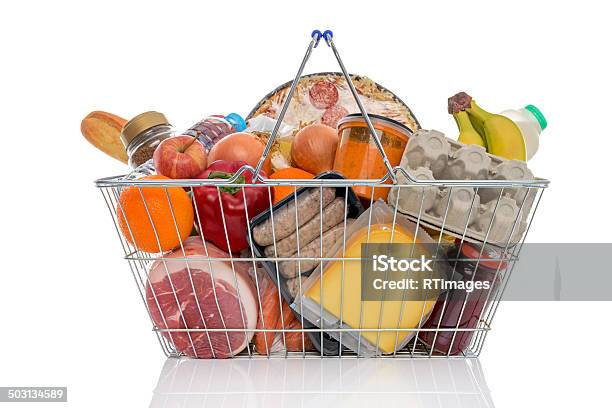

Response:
(247, 73), (420, 132)
(389, 129), (537, 245)
(294, 201), (446, 356)
(500, 105), (547, 160)
(249, 172), (364, 355)
(123, 159), (156, 181)
(184, 113), (246, 151)
(252, 269), (315, 355)
(246, 115), (295, 172)
(118, 159), (156, 194)
(333, 113), (411, 203)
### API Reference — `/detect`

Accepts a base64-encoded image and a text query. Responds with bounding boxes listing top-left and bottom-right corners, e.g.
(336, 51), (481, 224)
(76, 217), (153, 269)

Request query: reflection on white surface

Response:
(150, 358), (494, 408)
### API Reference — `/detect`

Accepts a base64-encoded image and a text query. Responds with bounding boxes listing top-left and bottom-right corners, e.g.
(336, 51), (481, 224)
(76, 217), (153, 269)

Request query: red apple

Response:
(153, 135), (208, 179)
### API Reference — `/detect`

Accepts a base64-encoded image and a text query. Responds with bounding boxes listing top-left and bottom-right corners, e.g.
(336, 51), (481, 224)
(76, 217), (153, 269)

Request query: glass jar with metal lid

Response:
(332, 113), (411, 203)
(121, 111), (174, 169)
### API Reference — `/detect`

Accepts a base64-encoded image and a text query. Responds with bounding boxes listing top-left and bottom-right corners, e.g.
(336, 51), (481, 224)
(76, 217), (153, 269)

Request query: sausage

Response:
(286, 275), (308, 299)
(252, 187), (335, 246)
(279, 219), (355, 278)
(263, 197), (347, 258)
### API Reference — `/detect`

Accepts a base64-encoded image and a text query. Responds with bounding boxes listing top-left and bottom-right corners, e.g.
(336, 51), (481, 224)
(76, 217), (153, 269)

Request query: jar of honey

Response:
(333, 114), (411, 203)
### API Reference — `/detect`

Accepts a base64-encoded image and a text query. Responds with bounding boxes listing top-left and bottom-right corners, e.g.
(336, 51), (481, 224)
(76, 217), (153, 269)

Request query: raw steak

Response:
(146, 237), (258, 358)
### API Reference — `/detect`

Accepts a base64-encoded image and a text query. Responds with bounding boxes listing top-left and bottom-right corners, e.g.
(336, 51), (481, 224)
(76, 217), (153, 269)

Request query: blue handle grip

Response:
(311, 30), (322, 47)
(323, 30), (333, 46)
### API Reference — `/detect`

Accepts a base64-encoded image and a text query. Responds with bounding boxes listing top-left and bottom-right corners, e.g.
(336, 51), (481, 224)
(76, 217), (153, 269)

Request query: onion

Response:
(291, 124), (338, 175)
(208, 132), (271, 175)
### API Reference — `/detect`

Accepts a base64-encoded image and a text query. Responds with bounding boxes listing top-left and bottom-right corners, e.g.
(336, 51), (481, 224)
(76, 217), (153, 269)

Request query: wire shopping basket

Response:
(95, 30), (549, 359)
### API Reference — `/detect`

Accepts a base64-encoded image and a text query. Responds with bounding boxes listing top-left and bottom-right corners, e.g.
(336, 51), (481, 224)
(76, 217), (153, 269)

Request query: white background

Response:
(1, 0), (611, 406)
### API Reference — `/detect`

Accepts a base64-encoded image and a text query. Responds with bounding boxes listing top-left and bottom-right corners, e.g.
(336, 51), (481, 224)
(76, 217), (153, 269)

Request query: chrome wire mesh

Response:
(96, 174), (546, 359)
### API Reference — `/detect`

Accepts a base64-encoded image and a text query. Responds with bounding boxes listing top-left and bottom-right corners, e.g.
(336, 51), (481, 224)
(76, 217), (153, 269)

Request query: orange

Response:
(270, 167), (314, 204)
(117, 175), (194, 253)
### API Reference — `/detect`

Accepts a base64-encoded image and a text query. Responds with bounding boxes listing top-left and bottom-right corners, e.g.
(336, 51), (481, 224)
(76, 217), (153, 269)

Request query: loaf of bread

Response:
(81, 111), (128, 163)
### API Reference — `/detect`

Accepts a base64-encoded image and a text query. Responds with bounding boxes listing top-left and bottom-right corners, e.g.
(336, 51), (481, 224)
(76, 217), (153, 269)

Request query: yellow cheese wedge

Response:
(305, 223), (439, 354)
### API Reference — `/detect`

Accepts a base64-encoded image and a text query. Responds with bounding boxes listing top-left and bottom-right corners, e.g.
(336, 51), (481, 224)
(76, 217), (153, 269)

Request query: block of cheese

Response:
(304, 223), (439, 354)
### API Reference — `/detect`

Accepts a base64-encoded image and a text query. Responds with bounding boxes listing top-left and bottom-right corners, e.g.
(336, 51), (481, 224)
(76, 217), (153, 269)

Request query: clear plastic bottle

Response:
(183, 113), (246, 151)
(500, 105), (547, 160)
(124, 159), (156, 181)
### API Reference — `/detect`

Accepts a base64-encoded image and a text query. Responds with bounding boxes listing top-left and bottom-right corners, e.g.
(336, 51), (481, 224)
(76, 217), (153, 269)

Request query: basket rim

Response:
(94, 166), (549, 189)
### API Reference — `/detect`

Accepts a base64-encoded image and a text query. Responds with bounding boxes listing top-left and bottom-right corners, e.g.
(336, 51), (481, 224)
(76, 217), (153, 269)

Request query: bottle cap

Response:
(225, 113), (247, 132)
(524, 105), (547, 131)
(121, 111), (169, 147)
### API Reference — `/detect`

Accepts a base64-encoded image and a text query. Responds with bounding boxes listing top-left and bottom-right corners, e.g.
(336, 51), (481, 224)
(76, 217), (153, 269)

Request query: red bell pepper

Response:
(193, 160), (271, 253)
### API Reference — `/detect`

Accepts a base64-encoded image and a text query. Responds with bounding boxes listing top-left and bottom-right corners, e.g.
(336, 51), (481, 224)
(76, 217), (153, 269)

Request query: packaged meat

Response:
(263, 197), (347, 258)
(249, 172), (365, 355)
(295, 201), (445, 356)
(254, 273), (314, 355)
(250, 173), (364, 302)
(145, 237), (258, 358)
(277, 219), (355, 279)
(280, 300), (315, 353)
(254, 274), (281, 355)
(252, 187), (336, 246)
(286, 275), (309, 300)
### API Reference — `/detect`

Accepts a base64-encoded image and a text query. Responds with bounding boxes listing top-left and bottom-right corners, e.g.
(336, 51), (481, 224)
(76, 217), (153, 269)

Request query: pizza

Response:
(247, 72), (420, 132)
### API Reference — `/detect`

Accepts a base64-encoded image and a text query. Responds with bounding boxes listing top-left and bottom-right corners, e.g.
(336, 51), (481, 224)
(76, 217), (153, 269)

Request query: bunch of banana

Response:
(448, 92), (526, 161)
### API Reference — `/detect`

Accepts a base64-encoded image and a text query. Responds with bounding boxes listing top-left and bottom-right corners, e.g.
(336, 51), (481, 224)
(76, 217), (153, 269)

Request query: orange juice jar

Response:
(333, 114), (411, 203)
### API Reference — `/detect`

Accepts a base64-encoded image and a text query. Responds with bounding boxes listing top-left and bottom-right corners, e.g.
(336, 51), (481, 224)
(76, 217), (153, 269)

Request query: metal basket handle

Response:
(253, 30), (397, 183)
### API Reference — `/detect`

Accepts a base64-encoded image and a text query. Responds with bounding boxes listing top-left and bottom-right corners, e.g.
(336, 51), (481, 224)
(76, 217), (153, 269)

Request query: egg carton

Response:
(388, 129), (537, 246)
